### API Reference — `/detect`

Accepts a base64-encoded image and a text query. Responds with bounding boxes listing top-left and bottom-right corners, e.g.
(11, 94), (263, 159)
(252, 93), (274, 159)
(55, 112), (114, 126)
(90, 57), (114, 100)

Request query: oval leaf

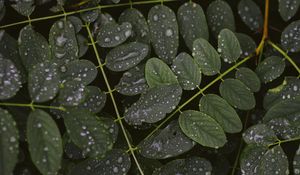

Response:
(58, 80), (86, 106)
(235, 67), (261, 92)
(294, 144), (300, 174)
(238, 0), (263, 32)
(218, 28), (241, 63)
(278, 0), (300, 21)
(255, 56), (285, 83)
(242, 124), (277, 146)
(236, 33), (257, 58)
(281, 20), (300, 52)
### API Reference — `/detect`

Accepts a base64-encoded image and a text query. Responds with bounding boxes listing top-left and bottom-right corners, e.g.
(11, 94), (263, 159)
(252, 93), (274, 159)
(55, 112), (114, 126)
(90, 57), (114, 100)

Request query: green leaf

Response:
(218, 28), (241, 63)
(263, 96), (300, 122)
(267, 117), (300, 139)
(242, 124), (277, 146)
(235, 67), (261, 92)
(68, 16), (83, 33)
(27, 109), (63, 175)
(0, 108), (19, 175)
(63, 109), (113, 158)
(124, 84), (182, 126)
(179, 110), (227, 148)
(148, 5), (179, 64)
(96, 22), (132, 48)
(119, 8), (150, 43)
(153, 159), (185, 175)
(199, 94), (242, 133)
(60, 59), (97, 85)
(64, 134), (87, 160)
(77, 34), (88, 58)
(18, 25), (51, 70)
(58, 80), (86, 106)
(177, 2), (209, 51)
(106, 41), (149, 72)
(10, 0), (34, 16)
(145, 57), (178, 88)
(206, 0), (235, 37)
(281, 20), (300, 52)
(278, 0), (300, 21)
(68, 149), (131, 175)
(238, 0), (263, 32)
(235, 33), (257, 58)
(219, 78), (256, 110)
(293, 144), (300, 174)
(0, 57), (22, 100)
(138, 120), (194, 159)
(192, 38), (221, 76)
(256, 56), (285, 83)
(80, 8), (99, 23)
(171, 52), (201, 90)
(49, 19), (79, 62)
(28, 61), (60, 102)
(130, 155), (162, 175)
(115, 64), (148, 96)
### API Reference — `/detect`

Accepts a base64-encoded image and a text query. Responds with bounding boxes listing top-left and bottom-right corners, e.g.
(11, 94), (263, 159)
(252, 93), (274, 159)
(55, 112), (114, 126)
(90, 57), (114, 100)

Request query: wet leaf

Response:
(28, 61), (60, 102)
(68, 16), (83, 33)
(267, 117), (300, 139)
(242, 124), (277, 146)
(58, 80), (86, 106)
(235, 67), (261, 92)
(145, 57), (178, 88)
(80, 9), (99, 23)
(177, 2), (209, 51)
(77, 34), (89, 58)
(199, 94), (242, 133)
(278, 0), (300, 21)
(0, 108), (19, 175)
(64, 134), (87, 160)
(206, 0), (235, 37)
(293, 144), (300, 174)
(281, 20), (300, 52)
(0, 57), (22, 100)
(238, 0), (263, 32)
(124, 84), (182, 126)
(138, 120), (194, 159)
(97, 22), (132, 48)
(192, 38), (221, 76)
(218, 29), (241, 63)
(63, 109), (113, 158)
(77, 86), (106, 114)
(115, 64), (148, 96)
(106, 41), (149, 71)
(148, 5), (179, 64)
(235, 33), (256, 58)
(219, 78), (256, 110)
(256, 56), (285, 83)
(179, 110), (227, 148)
(18, 25), (51, 70)
(27, 109), (63, 175)
(171, 52), (201, 90)
(10, 0), (35, 16)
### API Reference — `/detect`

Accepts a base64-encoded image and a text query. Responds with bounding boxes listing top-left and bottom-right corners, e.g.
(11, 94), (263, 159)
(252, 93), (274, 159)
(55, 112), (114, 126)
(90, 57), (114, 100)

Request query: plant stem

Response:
(255, 0), (269, 55)
(0, 0), (177, 29)
(144, 54), (254, 140)
(85, 24), (144, 175)
(268, 136), (300, 148)
(0, 102), (65, 111)
(267, 40), (300, 76)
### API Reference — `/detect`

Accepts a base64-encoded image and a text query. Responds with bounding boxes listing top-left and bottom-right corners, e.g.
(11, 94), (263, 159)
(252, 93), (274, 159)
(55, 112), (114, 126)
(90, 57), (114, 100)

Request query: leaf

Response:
(115, 64), (148, 96)
(148, 5), (179, 64)
(58, 80), (86, 106)
(199, 94), (242, 133)
(138, 120), (195, 159)
(263, 96), (300, 122)
(153, 159), (185, 175)
(294, 144), (300, 174)
(106, 41), (149, 72)
(60, 59), (97, 85)
(219, 78), (256, 110)
(177, 2), (209, 51)
(119, 8), (150, 43)
(28, 61), (60, 102)
(218, 28), (241, 63)
(68, 149), (131, 175)
(49, 19), (79, 63)
(145, 57), (178, 88)
(124, 84), (182, 126)
(281, 20), (300, 52)
(64, 134), (87, 160)
(10, 0), (35, 16)
(267, 117), (300, 139)
(63, 109), (113, 158)
(242, 124), (277, 146)
(92, 13), (116, 36)
(171, 52), (201, 90)
(68, 16), (83, 33)
(179, 110), (227, 148)
(238, 0), (263, 32)
(80, 8), (99, 23)
(130, 155), (162, 175)
(206, 0), (235, 37)
(192, 38), (221, 76)
(256, 56), (285, 83)
(77, 34), (88, 58)
(235, 33), (257, 58)
(0, 57), (22, 100)
(27, 109), (63, 175)
(18, 25), (51, 70)
(0, 108), (19, 175)
(235, 67), (261, 92)
(278, 0), (300, 21)
(96, 22), (132, 48)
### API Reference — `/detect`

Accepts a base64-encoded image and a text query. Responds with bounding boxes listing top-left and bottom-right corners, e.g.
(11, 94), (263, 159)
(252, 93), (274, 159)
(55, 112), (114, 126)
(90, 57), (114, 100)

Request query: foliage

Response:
(0, 0), (300, 174)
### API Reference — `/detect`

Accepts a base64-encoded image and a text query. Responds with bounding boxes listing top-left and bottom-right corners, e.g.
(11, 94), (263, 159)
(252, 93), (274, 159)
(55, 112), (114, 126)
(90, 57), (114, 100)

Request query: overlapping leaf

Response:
(218, 29), (241, 63)
(256, 56), (285, 83)
(235, 67), (260, 92)
(281, 20), (300, 52)
(242, 124), (277, 146)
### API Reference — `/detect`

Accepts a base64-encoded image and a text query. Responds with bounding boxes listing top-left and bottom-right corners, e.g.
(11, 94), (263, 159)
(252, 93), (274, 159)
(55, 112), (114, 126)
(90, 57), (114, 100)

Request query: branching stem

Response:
(0, 102), (65, 111)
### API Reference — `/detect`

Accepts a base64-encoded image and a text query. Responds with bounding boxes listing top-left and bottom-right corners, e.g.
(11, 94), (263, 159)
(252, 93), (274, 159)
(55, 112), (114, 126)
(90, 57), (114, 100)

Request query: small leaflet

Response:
(58, 80), (86, 106)
(242, 124), (277, 146)
(255, 56), (285, 83)
(218, 29), (241, 63)
(293, 144), (300, 174)
(278, 0), (300, 21)
(148, 5), (179, 64)
(281, 20), (300, 52)
(68, 16), (83, 33)
(77, 34), (89, 58)
(238, 0), (263, 32)
(10, 0), (35, 16)
(235, 67), (261, 92)
(236, 33), (257, 58)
